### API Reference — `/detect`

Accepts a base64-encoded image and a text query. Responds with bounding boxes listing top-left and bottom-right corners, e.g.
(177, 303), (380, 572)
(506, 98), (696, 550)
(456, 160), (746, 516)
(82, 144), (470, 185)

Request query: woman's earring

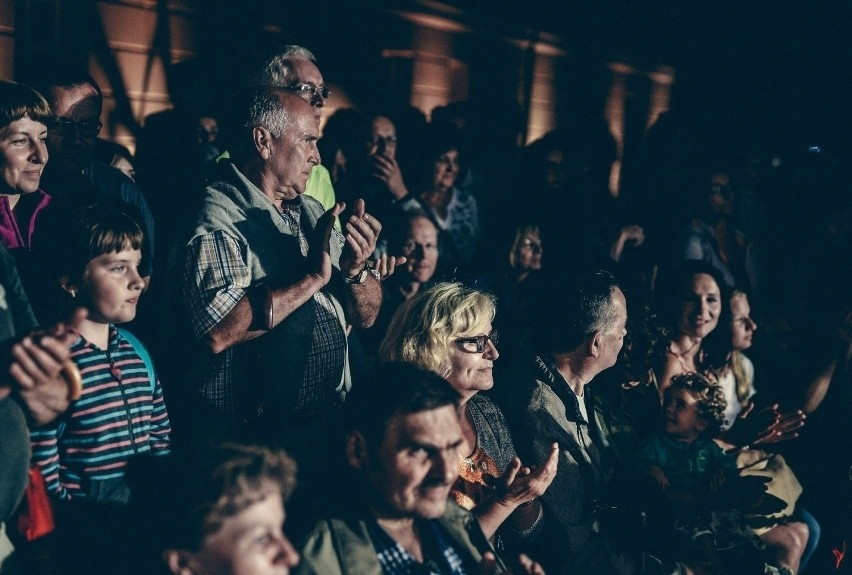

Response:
(69, 288), (77, 298)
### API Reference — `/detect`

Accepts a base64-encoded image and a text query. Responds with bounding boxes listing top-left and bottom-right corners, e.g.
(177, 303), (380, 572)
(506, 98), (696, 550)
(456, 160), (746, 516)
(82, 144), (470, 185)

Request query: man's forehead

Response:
(410, 217), (438, 238)
(281, 93), (320, 131)
(290, 58), (324, 85)
(371, 116), (396, 135)
(613, 287), (627, 310)
(386, 405), (461, 445)
(50, 84), (99, 111)
(292, 109), (320, 136)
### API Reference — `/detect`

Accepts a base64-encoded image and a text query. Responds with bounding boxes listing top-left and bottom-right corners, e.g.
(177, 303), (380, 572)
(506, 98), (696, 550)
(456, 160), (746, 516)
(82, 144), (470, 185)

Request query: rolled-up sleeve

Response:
(182, 231), (251, 337)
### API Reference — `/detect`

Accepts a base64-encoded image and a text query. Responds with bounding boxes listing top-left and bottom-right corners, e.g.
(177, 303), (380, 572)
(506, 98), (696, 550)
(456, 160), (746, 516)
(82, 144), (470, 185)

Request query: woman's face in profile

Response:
(678, 273), (722, 340)
(730, 293), (757, 351)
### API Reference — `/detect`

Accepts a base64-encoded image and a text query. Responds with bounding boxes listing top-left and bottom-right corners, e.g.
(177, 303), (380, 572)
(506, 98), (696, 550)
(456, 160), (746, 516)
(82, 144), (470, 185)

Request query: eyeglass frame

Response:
(48, 117), (103, 138)
(284, 83), (331, 104)
(453, 330), (499, 353)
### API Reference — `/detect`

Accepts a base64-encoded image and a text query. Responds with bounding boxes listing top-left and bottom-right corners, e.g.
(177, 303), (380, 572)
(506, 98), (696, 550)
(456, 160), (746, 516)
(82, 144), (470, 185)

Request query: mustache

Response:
(419, 476), (452, 489)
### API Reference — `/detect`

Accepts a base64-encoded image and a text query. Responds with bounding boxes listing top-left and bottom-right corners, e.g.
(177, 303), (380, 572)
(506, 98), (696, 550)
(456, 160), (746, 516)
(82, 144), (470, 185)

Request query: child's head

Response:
(57, 202), (145, 325)
(663, 372), (727, 442)
(130, 443), (300, 575)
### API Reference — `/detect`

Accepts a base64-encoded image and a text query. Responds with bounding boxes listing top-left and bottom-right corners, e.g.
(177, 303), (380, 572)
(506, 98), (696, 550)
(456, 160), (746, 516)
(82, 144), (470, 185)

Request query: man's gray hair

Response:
(585, 286), (622, 335)
(248, 45), (317, 88)
(532, 270), (623, 355)
(245, 86), (290, 137)
(225, 86), (291, 159)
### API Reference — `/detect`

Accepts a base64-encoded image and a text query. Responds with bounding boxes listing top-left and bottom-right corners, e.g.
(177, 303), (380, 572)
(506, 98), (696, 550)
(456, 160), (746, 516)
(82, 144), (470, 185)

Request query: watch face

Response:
(345, 267), (369, 284)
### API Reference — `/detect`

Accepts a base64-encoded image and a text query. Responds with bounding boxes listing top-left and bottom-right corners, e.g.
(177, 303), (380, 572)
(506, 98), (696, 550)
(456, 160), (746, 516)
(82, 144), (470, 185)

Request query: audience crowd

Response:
(0, 43), (849, 575)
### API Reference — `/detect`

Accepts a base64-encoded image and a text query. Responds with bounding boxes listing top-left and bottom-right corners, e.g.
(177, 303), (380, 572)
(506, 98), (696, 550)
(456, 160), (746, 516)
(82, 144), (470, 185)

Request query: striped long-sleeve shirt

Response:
(30, 326), (171, 502)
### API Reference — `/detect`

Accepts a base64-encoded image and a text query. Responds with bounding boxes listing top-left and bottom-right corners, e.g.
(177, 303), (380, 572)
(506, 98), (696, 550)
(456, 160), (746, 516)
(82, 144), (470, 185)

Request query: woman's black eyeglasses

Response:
(454, 330), (499, 353)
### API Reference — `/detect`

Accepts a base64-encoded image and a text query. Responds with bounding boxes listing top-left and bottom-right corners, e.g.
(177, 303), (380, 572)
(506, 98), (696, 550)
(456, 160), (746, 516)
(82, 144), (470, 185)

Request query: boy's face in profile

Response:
(166, 490), (300, 575)
(80, 248), (144, 325)
(663, 387), (708, 443)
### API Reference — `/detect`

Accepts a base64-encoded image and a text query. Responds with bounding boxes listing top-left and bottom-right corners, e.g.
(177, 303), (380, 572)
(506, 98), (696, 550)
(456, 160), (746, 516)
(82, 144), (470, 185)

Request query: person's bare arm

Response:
(609, 225), (645, 262)
(206, 274), (327, 354)
(802, 307), (851, 414)
(205, 205), (344, 354)
(657, 353), (683, 397)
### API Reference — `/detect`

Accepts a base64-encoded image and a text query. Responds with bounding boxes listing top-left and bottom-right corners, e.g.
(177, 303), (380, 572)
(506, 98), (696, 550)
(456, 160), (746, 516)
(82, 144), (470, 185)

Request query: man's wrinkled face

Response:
(265, 96), (320, 200)
(361, 406), (463, 520)
(47, 84), (101, 173)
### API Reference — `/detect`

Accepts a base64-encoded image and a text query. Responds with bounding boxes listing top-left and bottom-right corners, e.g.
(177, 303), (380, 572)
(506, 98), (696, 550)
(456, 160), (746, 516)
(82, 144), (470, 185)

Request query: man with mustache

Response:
(296, 362), (544, 574)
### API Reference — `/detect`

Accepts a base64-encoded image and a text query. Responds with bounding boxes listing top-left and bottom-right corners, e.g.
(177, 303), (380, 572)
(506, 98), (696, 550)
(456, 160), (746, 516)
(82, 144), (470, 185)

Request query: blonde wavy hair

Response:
(380, 282), (496, 378)
(729, 291), (753, 404)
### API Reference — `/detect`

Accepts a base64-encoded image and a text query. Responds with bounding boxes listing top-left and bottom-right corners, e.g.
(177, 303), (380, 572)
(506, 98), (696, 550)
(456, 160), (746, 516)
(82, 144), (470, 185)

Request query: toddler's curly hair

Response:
(668, 372), (728, 436)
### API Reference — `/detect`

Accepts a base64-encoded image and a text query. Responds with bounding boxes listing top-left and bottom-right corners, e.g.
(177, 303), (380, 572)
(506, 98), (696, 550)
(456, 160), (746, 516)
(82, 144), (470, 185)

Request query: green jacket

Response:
(295, 501), (506, 575)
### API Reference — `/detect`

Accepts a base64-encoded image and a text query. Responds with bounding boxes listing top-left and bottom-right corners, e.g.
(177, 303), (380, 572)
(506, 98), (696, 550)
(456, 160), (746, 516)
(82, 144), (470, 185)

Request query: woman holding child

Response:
(650, 261), (810, 574)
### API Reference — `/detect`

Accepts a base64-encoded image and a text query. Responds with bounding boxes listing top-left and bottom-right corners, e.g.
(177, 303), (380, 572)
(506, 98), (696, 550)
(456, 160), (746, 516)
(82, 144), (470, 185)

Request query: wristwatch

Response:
(344, 264), (381, 285)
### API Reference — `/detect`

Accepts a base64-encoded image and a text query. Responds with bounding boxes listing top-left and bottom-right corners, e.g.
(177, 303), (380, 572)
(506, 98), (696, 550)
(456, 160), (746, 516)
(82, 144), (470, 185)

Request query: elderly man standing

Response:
(249, 45), (338, 216)
(181, 88), (382, 463)
(497, 271), (690, 575)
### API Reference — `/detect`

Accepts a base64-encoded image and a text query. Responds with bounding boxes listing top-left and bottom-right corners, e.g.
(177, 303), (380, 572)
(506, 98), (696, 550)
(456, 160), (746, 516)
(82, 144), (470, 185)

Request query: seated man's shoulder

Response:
(297, 502), (491, 575)
(296, 515), (378, 575)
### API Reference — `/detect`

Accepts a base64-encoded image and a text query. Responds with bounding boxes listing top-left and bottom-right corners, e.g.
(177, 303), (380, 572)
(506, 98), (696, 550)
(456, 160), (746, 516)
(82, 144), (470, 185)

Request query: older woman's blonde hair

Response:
(380, 282), (496, 378)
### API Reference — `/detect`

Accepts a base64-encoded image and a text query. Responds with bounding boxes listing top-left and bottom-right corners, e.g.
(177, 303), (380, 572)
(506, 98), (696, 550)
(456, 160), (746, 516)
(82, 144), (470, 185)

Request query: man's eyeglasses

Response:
(454, 330), (499, 353)
(285, 83), (331, 104)
(49, 117), (102, 138)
